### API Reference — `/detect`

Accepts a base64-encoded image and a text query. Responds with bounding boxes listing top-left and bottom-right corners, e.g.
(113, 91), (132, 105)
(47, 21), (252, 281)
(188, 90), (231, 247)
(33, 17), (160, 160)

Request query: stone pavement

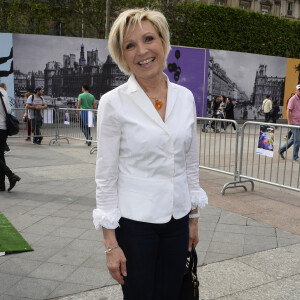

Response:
(0, 138), (300, 300)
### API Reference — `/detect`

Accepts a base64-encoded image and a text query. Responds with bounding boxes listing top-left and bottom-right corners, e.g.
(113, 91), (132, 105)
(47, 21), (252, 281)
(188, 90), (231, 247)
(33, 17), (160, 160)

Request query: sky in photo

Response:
(13, 34), (109, 74)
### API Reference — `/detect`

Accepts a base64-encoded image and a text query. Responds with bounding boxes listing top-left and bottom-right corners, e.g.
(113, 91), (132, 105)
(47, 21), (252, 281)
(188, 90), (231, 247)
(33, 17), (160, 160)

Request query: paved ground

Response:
(0, 136), (300, 300)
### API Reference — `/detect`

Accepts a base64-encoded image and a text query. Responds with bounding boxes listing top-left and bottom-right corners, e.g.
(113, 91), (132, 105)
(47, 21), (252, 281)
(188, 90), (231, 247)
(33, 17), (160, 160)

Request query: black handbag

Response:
(179, 244), (199, 300)
(0, 91), (19, 136)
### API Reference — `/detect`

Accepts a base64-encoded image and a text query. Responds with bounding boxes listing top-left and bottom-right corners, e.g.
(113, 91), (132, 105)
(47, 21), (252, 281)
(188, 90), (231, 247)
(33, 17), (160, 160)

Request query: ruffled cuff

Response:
(93, 208), (121, 230)
(191, 188), (208, 210)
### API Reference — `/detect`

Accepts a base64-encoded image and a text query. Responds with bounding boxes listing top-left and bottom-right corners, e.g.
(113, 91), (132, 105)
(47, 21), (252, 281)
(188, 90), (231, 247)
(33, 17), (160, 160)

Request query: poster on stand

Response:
(256, 125), (275, 157)
(64, 112), (70, 125)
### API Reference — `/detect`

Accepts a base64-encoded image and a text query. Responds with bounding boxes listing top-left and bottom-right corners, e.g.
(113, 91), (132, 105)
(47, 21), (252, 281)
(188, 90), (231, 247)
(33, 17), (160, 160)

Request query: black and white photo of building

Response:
(13, 34), (128, 108)
(208, 49), (287, 120)
(251, 64), (285, 108)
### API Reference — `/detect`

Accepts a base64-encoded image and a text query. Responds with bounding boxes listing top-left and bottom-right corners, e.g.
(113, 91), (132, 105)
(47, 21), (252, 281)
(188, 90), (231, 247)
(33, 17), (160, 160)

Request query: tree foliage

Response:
(0, 0), (299, 58)
(163, 2), (300, 58)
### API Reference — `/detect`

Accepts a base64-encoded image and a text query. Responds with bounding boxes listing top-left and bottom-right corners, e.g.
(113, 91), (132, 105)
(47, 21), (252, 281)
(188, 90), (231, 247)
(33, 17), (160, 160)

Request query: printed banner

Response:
(256, 125), (275, 157)
(208, 49), (287, 121)
(0, 33), (14, 108)
(165, 47), (209, 117)
(0, 32), (296, 121)
(283, 58), (300, 119)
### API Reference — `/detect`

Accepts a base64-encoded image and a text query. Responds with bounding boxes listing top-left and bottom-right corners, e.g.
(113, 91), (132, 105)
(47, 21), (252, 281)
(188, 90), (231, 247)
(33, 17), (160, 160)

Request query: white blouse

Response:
(93, 74), (208, 230)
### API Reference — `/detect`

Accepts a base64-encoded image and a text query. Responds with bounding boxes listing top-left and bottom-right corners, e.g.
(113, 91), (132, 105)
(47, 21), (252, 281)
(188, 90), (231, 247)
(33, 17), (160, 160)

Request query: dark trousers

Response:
(31, 118), (43, 143)
(27, 119), (32, 137)
(116, 215), (189, 300)
(225, 120), (236, 130)
(264, 112), (270, 122)
(0, 129), (13, 188)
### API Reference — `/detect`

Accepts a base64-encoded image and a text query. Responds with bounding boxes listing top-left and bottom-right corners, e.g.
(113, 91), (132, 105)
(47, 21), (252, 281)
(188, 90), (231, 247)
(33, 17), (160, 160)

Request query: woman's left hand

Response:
(188, 218), (199, 251)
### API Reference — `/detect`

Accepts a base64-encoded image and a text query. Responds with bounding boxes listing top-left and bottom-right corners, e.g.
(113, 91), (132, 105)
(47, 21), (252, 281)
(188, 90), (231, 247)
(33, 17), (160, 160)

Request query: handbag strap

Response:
(0, 91), (9, 116)
(188, 244), (198, 274)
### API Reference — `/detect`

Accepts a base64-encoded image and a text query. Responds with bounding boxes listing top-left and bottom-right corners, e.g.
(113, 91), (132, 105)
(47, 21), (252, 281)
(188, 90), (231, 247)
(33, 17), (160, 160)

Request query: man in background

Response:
(77, 84), (96, 146)
(26, 87), (47, 145)
(262, 94), (272, 122)
(287, 85), (300, 163)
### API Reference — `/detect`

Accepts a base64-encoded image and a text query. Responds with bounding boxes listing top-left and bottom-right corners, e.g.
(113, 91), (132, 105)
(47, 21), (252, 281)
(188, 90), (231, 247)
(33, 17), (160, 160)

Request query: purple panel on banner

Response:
(165, 47), (209, 117)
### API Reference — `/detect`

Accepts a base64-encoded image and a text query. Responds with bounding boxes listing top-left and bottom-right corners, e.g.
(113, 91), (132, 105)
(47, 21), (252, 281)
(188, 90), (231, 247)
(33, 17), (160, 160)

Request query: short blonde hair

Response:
(108, 8), (171, 75)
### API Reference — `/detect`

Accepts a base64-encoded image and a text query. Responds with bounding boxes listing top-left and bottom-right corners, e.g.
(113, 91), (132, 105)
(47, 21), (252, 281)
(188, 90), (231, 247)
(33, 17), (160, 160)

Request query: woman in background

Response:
(224, 97), (236, 130)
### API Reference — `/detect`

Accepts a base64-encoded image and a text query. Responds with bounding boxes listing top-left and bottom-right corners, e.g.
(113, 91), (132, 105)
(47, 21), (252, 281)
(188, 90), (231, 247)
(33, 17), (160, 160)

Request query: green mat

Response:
(0, 212), (33, 253)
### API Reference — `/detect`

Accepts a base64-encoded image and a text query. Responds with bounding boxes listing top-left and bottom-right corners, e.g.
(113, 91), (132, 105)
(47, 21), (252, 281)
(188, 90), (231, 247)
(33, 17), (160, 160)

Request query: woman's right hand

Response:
(106, 246), (127, 285)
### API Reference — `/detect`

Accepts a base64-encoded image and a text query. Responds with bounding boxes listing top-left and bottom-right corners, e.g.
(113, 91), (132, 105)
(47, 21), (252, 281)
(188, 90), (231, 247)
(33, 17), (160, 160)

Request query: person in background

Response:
(278, 85), (300, 162)
(202, 96), (219, 131)
(0, 84), (21, 192)
(26, 87), (47, 145)
(93, 8), (208, 300)
(219, 95), (226, 130)
(0, 83), (11, 154)
(283, 94), (294, 141)
(271, 100), (280, 124)
(23, 92), (32, 141)
(262, 95), (272, 122)
(77, 84), (96, 146)
(219, 95), (226, 111)
(224, 97), (236, 130)
(210, 96), (220, 130)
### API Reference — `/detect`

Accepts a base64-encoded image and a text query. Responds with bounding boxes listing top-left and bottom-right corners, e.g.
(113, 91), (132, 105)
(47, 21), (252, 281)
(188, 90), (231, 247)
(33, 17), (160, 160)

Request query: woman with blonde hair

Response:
(93, 8), (207, 299)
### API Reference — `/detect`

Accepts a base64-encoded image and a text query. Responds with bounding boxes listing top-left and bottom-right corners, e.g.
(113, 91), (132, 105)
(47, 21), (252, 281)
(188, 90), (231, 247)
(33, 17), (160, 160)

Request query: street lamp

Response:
(105, 0), (111, 39)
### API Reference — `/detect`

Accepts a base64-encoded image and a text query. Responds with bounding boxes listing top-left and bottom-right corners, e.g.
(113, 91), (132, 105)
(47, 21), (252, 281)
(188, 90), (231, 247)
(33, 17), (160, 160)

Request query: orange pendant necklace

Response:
(154, 99), (164, 110)
(148, 78), (166, 111)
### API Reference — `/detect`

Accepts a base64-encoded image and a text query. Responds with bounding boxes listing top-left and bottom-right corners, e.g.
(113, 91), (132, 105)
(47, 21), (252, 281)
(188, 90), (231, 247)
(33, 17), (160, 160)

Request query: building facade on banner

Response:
(251, 64), (285, 108)
(14, 70), (27, 96)
(14, 43), (128, 108)
(14, 71), (45, 96)
(44, 44), (128, 101)
(207, 56), (249, 113)
(194, 0), (299, 20)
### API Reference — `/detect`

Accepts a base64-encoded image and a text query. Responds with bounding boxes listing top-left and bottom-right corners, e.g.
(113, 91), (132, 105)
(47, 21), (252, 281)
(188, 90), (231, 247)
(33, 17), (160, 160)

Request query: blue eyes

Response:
(125, 36), (154, 50)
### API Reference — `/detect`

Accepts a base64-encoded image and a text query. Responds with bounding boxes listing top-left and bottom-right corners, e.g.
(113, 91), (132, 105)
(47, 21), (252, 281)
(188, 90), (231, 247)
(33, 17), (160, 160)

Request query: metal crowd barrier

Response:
(50, 108), (98, 148)
(9, 108), (58, 142)
(198, 117), (252, 194)
(8, 111), (300, 194)
(9, 108), (98, 150)
(198, 117), (300, 194)
(236, 122), (300, 193)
